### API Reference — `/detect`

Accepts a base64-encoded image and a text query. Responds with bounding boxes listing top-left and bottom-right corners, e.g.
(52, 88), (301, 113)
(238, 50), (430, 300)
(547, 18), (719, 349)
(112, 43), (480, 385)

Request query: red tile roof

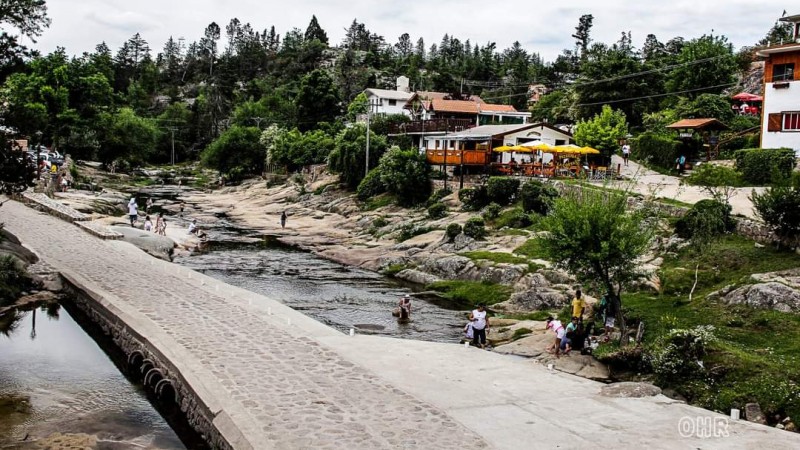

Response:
(479, 103), (518, 113)
(430, 99), (480, 114)
(666, 118), (729, 130)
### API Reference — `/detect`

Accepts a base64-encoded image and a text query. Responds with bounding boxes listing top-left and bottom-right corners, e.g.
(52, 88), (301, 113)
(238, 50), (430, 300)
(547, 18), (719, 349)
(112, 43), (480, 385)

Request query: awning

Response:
(732, 93), (763, 102)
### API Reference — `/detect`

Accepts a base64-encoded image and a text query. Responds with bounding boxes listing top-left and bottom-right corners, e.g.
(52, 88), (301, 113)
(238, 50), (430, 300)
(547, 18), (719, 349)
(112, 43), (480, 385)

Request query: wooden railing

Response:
(390, 118), (475, 134)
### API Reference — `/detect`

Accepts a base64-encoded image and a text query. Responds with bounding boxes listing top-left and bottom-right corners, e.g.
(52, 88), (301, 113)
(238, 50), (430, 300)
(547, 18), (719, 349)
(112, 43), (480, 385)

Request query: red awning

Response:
(732, 92), (763, 102)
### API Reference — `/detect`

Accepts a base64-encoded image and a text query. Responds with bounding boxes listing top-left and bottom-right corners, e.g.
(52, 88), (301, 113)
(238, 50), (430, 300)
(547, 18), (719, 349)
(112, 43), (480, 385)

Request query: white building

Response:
(757, 13), (800, 153)
(363, 76), (414, 117)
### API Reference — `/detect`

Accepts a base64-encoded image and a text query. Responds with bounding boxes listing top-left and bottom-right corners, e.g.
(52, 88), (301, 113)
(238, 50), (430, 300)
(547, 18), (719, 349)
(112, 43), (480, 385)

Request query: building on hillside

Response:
(757, 13), (800, 153)
(362, 76), (414, 116)
(423, 123), (573, 167)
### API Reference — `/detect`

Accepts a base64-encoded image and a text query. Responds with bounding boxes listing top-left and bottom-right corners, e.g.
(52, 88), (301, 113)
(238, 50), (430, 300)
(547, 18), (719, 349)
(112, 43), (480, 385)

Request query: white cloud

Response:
(36, 0), (790, 59)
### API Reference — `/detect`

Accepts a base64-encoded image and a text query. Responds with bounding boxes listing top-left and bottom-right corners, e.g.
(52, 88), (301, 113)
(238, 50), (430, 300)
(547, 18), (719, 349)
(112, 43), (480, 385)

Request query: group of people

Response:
(545, 289), (618, 358)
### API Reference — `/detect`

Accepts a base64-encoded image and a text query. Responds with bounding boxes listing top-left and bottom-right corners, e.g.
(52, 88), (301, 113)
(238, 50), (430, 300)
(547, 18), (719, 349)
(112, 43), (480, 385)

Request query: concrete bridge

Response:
(3, 199), (799, 450)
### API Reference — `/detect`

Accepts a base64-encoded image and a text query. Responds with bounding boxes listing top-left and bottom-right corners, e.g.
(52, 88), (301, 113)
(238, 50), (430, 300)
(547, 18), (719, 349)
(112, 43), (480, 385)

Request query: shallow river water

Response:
(0, 304), (204, 449)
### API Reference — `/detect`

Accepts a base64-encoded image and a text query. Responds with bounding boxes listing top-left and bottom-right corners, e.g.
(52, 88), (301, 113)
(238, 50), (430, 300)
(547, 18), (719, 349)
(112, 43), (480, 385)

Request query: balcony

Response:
(389, 118), (475, 134)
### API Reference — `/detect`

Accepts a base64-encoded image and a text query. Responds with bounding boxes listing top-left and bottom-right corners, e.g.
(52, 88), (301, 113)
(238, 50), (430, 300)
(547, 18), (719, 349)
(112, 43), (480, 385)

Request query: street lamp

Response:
(34, 130), (43, 179)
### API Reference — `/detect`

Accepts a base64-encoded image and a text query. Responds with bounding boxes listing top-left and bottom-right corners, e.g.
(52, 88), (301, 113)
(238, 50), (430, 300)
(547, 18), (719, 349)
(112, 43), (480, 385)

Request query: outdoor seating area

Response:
(489, 143), (616, 181)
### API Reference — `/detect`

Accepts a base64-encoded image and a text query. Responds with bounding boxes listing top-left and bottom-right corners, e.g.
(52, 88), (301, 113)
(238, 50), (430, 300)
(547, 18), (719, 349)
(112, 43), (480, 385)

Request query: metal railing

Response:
(389, 118), (475, 134)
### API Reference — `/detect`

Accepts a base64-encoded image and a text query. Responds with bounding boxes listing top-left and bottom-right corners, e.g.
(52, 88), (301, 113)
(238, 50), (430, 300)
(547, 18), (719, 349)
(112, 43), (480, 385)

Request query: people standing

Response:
(157, 213), (167, 236)
(179, 201), (185, 218)
(145, 197), (153, 214)
(128, 198), (138, 227)
(546, 316), (565, 357)
(621, 143), (630, 166)
(676, 155), (686, 174)
(469, 304), (489, 348)
(572, 289), (586, 321)
(601, 293), (618, 342)
(144, 215), (153, 232)
(280, 211), (287, 229)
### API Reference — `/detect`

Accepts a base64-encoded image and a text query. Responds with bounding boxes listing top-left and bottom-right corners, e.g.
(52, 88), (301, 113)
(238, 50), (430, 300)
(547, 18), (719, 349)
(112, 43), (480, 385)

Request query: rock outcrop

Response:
(723, 282), (800, 312)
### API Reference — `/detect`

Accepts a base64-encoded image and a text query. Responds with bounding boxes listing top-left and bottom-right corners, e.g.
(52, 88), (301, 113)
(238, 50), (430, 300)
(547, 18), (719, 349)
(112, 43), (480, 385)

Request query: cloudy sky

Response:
(34, 0), (791, 60)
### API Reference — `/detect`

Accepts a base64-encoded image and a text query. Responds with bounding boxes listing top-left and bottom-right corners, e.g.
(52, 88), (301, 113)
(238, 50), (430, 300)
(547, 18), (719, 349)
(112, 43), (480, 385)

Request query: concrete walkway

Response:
(3, 199), (799, 449)
(609, 156), (765, 218)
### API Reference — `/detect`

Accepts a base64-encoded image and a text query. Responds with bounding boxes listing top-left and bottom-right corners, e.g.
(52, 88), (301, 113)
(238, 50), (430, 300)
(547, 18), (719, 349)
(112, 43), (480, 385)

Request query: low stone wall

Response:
(75, 221), (124, 240)
(18, 192), (89, 222)
(62, 274), (239, 450)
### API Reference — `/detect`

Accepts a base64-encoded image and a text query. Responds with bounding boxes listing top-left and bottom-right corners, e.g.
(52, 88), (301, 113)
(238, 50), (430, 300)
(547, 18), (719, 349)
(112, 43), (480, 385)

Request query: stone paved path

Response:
(1, 200), (486, 450)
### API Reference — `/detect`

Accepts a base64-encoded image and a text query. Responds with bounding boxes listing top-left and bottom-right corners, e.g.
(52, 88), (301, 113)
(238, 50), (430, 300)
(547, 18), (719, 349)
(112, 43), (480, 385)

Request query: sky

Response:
(31, 0), (793, 61)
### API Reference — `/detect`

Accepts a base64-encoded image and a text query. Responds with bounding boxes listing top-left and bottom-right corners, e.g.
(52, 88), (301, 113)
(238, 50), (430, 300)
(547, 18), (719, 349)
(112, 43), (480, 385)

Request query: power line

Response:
(575, 82), (736, 107)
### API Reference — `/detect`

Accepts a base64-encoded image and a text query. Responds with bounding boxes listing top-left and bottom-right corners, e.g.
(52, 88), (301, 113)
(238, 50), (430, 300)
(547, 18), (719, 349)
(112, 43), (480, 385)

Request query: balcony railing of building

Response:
(389, 118), (475, 134)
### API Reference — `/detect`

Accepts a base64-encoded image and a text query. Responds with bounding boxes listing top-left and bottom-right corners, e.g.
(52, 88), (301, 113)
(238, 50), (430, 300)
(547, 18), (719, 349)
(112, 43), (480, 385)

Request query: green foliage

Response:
(486, 176), (520, 206)
(377, 147), (432, 207)
(0, 255), (30, 307)
(445, 223), (462, 241)
(666, 34), (738, 99)
(328, 124), (388, 189)
(481, 202), (502, 220)
(513, 239), (548, 259)
(540, 188), (654, 297)
(674, 94), (734, 123)
(734, 148), (796, 185)
(346, 92), (368, 121)
(200, 125), (264, 179)
(646, 326), (717, 383)
(529, 90), (572, 123)
(520, 180), (559, 215)
(427, 202), (447, 219)
(372, 216), (389, 228)
(574, 105), (629, 160)
(461, 251), (528, 265)
(675, 199), (733, 242)
(395, 223), (433, 242)
(493, 207), (536, 229)
(267, 127), (334, 171)
(294, 69), (341, 131)
(426, 280), (513, 306)
(356, 169), (385, 201)
(0, 141), (35, 194)
(426, 188), (452, 207)
(511, 327), (533, 341)
(97, 108), (160, 167)
(458, 186), (489, 211)
(684, 164), (744, 203)
(751, 185), (800, 244)
(631, 132), (682, 170)
(463, 217), (487, 240)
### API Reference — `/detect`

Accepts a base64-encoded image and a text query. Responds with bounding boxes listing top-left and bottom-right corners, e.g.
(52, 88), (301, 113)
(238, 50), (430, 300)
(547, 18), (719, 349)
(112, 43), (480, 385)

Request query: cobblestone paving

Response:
(21, 192), (89, 221)
(2, 201), (487, 450)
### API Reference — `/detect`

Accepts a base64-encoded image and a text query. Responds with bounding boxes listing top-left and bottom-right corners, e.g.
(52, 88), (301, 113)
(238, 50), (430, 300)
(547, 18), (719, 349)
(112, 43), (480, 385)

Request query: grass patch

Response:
(363, 194), (395, 211)
(511, 327), (533, 341)
(395, 224), (434, 242)
(426, 280), (513, 306)
(496, 311), (554, 321)
(381, 263), (408, 277)
(497, 228), (529, 237)
(461, 251), (528, 265)
(608, 234), (800, 420)
(513, 238), (549, 260)
(130, 176), (156, 187)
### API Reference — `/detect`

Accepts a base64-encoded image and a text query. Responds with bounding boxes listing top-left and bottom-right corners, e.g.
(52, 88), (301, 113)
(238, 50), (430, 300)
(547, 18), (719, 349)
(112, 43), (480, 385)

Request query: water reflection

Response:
(0, 303), (190, 449)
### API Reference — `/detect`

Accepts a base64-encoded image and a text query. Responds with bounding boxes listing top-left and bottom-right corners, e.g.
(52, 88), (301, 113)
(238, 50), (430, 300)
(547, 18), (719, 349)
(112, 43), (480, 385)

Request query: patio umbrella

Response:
(732, 92), (763, 102)
(509, 145), (535, 153)
(579, 146), (601, 154)
(493, 145), (515, 152)
(521, 141), (557, 152)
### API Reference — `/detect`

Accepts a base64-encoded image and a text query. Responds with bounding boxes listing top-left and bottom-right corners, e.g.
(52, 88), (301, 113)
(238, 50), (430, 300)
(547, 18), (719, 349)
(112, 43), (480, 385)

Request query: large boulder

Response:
(723, 282), (800, 312)
(395, 269), (441, 286)
(110, 226), (175, 261)
(600, 382), (662, 398)
(419, 255), (475, 279)
(494, 288), (570, 313)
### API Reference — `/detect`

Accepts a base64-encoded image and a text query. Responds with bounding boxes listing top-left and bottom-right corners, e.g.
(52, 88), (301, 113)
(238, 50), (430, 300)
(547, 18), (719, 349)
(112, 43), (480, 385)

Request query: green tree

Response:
(573, 105), (628, 161)
(96, 108), (160, 166)
(376, 146), (432, 206)
(295, 69), (341, 131)
(346, 92), (368, 121)
(304, 15), (328, 45)
(201, 125), (264, 178)
(328, 124), (387, 189)
(529, 90), (572, 124)
(540, 188), (654, 342)
(666, 34), (738, 98)
(267, 127), (334, 170)
(0, 0), (51, 71)
(0, 139), (35, 194)
(751, 185), (800, 246)
(758, 17), (794, 46)
(674, 94), (734, 122)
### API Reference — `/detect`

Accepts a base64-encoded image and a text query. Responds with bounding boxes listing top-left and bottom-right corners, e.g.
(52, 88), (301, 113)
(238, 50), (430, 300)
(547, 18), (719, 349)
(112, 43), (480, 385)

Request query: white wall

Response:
(365, 93), (410, 116)
(762, 81), (800, 152)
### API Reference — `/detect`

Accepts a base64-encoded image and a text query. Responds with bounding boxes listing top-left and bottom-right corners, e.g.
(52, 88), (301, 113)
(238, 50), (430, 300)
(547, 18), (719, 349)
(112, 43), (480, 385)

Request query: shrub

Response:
(445, 223), (462, 241)
(396, 223), (432, 242)
(631, 132), (682, 170)
(734, 148), (795, 185)
(751, 185), (800, 244)
(356, 169), (386, 201)
(377, 147), (432, 207)
(372, 216), (389, 228)
(427, 202), (448, 219)
(520, 180), (559, 215)
(458, 186), (489, 211)
(0, 255), (30, 307)
(675, 199), (734, 240)
(463, 217), (487, 240)
(486, 177), (520, 206)
(426, 188), (452, 207)
(495, 207), (534, 229)
(646, 325), (716, 383)
(482, 202), (502, 220)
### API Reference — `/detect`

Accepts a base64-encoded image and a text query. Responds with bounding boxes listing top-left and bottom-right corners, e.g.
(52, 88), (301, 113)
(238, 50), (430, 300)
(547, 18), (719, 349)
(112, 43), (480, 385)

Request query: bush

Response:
(446, 223), (462, 241)
(734, 148), (795, 185)
(463, 217), (487, 240)
(486, 177), (520, 206)
(377, 147), (432, 206)
(458, 186), (489, 211)
(356, 169), (386, 201)
(201, 125), (265, 177)
(396, 223), (432, 242)
(646, 325), (716, 383)
(427, 188), (452, 207)
(751, 185), (800, 244)
(372, 216), (389, 228)
(520, 180), (559, 215)
(0, 255), (30, 307)
(427, 202), (448, 219)
(631, 132), (682, 170)
(675, 199), (734, 240)
(482, 202), (502, 220)
(495, 207), (534, 229)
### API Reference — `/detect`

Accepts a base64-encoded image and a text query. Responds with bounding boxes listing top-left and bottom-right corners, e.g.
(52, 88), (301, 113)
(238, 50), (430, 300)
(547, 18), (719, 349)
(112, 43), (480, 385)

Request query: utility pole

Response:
(443, 118), (449, 191)
(365, 98), (376, 177)
(168, 127), (178, 166)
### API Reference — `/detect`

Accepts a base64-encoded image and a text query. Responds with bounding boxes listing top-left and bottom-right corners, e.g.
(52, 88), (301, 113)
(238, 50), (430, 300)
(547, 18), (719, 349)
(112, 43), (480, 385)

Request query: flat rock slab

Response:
(21, 192), (89, 222)
(600, 382), (662, 398)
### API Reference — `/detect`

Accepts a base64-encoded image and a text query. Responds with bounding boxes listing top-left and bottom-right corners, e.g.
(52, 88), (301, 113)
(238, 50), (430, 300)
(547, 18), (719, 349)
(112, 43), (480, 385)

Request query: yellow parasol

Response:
(493, 145), (515, 152)
(580, 146), (601, 155)
(509, 145), (535, 153)
(520, 141), (557, 152)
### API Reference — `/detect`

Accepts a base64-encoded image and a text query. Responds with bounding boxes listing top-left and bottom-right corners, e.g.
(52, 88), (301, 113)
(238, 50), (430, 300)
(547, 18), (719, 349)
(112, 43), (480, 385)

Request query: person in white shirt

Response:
(144, 215), (153, 232)
(128, 198), (138, 227)
(621, 143), (631, 166)
(469, 304), (490, 348)
(546, 316), (566, 357)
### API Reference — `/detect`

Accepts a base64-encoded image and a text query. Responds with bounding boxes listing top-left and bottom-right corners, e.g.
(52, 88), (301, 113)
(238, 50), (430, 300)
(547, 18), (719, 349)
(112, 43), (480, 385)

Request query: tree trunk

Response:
(688, 262), (700, 302)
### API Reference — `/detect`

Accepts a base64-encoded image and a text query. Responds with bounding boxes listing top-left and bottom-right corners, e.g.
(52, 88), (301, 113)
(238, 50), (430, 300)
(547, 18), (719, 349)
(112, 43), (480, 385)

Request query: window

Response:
(784, 112), (800, 131)
(388, 99), (397, 106)
(434, 140), (440, 149)
(773, 63), (795, 82)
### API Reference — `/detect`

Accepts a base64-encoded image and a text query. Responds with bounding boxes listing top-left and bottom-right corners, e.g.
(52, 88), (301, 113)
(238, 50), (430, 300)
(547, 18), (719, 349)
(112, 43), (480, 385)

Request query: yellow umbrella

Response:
(580, 146), (601, 155)
(521, 141), (557, 152)
(553, 144), (583, 154)
(509, 145), (535, 153)
(493, 145), (515, 152)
